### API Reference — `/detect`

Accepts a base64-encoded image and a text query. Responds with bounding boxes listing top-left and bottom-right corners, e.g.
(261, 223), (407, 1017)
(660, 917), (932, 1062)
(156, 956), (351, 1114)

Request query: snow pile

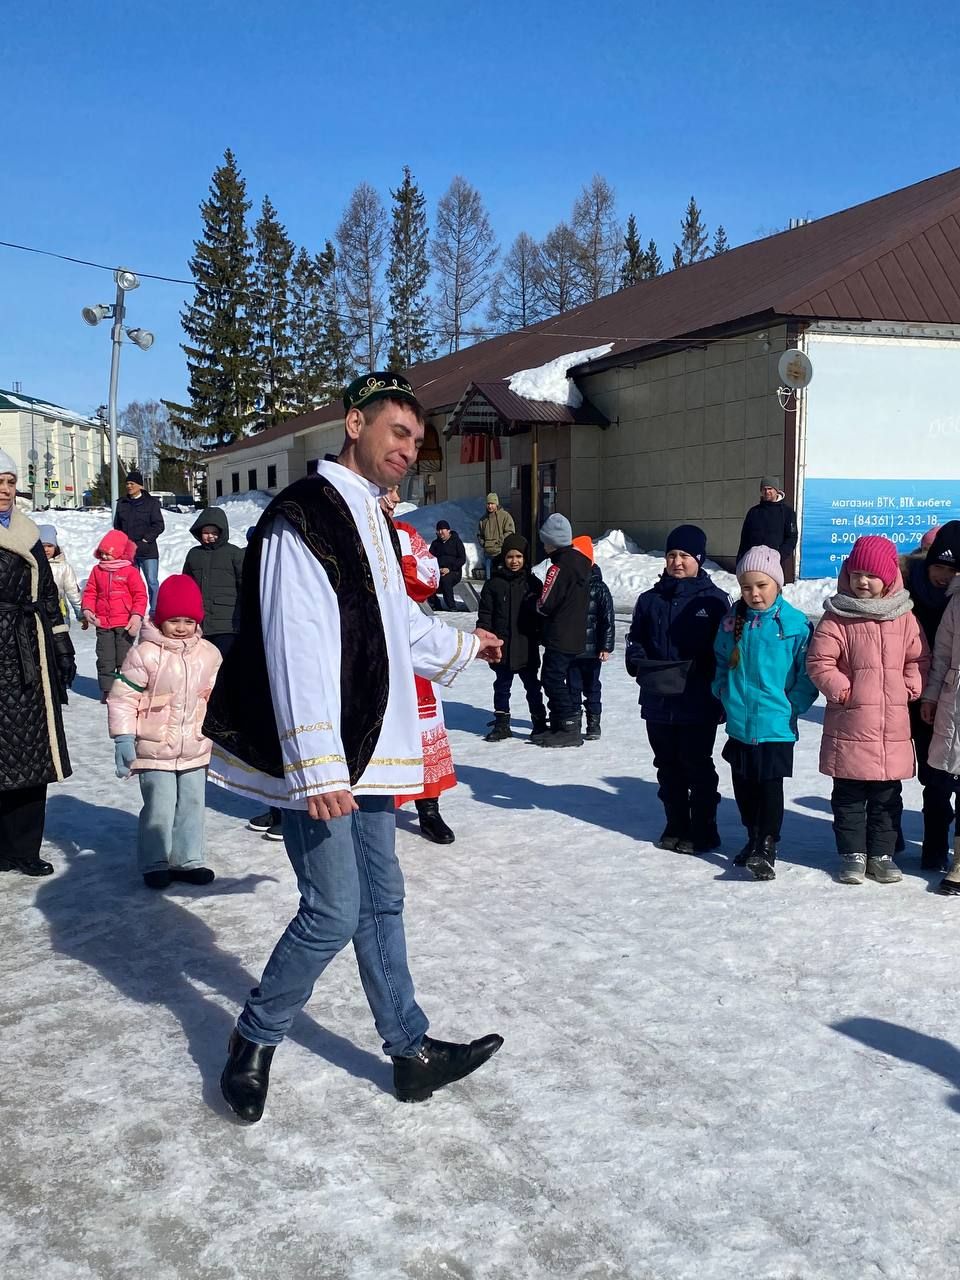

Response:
(507, 344), (614, 407)
(32, 492), (271, 588)
(401, 498), (485, 574)
(539, 529), (835, 617)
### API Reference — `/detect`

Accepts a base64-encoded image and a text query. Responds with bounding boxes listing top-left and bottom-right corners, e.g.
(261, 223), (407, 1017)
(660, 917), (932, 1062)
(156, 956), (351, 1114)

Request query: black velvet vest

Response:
(203, 474), (401, 786)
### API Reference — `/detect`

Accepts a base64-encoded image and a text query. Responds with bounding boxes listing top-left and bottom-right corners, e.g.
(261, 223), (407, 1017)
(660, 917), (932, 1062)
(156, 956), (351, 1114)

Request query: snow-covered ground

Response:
(3, 622), (960, 1279)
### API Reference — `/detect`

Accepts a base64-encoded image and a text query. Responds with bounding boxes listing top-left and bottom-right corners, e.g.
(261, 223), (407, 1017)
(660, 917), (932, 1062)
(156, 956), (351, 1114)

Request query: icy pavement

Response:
(3, 624), (960, 1279)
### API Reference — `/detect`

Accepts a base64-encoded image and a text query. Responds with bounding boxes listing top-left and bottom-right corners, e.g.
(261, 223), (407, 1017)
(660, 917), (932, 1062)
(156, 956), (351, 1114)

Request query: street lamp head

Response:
(115, 269), (140, 292)
(127, 328), (154, 351)
(82, 303), (113, 327)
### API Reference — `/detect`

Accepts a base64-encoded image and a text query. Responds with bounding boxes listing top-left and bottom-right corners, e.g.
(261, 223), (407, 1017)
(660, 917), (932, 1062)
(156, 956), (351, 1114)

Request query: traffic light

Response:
(27, 464), (35, 487)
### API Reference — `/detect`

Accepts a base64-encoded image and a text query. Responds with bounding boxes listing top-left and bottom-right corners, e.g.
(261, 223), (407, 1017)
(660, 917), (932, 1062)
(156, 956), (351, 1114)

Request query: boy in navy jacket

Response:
(569, 537), (616, 740)
(626, 525), (729, 853)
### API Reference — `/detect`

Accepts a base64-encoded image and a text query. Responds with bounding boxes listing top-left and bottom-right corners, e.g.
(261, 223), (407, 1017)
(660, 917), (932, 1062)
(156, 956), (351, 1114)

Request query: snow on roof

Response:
(0, 389), (102, 428)
(506, 344), (614, 408)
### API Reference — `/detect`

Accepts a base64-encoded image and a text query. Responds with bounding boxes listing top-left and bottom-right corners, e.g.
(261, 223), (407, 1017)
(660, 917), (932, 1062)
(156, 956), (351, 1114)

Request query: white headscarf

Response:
(0, 448), (18, 478)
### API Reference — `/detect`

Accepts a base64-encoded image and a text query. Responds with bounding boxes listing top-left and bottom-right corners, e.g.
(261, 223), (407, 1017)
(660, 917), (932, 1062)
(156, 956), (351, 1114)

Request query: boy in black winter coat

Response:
(534, 513), (591, 748)
(477, 533), (546, 741)
(626, 524), (729, 854)
(182, 507), (244, 659)
(568, 540), (615, 741)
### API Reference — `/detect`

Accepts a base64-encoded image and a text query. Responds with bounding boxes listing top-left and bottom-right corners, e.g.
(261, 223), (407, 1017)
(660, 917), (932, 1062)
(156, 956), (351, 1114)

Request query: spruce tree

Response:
(386, 166), (432, 370)
(642, 239), (663, 278)
(488, 232), (546, 331)
(336, 182), (387, 372)
(671, 244), (684, 271)
(674, 196), (710, 266)
(712, 224), (730, 255)
(537, 222), (587, 314)
(432, 176), (498, 353)
(573, 174), (621, 299)
(321, 244), (354, 394)
(619, 214), (644, 288)
(164, 149), (259, 448)
(252, 195), (295, 429)
(288, 246), (332, 414)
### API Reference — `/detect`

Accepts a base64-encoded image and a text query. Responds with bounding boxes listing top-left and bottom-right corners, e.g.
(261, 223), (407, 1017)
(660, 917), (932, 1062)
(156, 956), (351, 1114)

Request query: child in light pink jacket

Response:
(807, 536), (929, 886)
(108, 574), (222, 889)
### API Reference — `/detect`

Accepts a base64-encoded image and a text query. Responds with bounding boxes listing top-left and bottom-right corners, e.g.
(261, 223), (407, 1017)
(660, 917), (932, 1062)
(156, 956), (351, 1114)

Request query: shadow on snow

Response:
(833, 1017), (960, 1113)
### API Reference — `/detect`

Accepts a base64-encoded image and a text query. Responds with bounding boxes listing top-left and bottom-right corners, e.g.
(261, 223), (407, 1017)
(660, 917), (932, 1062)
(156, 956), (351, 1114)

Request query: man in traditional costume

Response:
(205, 374), (504, 1122)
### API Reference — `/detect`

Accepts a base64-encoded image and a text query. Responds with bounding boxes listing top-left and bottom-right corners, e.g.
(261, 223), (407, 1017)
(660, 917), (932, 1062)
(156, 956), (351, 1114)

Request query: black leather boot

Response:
(415, 799), (455, 844)
(393, 1033), (504, 1103)
(541, 716), (583, 748)
(529, 714), (553, 743)
(0, 855), (54, 877)
(585, 714), (601, 741)
(745, 835), (777, 881)
(220, 1029), (276, 1123)
(484, 713), (511, 742)
(733, 829), (756, 867)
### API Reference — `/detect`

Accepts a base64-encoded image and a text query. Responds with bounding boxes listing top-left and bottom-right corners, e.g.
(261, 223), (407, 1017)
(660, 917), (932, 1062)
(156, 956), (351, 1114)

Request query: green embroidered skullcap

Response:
(343, 372), (419, 414)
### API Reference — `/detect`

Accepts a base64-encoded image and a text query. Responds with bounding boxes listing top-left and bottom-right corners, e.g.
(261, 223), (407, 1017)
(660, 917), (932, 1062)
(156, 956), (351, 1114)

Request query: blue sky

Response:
(3, 0), (959, 416)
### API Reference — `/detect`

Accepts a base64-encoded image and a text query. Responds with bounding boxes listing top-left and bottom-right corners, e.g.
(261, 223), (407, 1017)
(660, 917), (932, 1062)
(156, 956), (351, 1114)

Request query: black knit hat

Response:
(665, 524), (707, 564)
(501, 533), (529, 560)
(435, 519), (451, 531)
(926, 520), (960, 568)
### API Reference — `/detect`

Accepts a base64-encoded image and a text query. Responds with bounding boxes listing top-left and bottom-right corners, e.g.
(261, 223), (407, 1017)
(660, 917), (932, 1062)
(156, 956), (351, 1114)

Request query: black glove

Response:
(58, 657), (77, 690)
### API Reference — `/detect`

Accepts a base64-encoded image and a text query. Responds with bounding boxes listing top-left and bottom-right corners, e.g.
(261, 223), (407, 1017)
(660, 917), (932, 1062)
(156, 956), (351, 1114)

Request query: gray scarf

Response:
(824, 587), (914, 622)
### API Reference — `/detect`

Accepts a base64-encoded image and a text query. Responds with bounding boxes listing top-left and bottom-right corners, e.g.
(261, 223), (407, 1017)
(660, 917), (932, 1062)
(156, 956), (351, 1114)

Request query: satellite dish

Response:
(778, 349), (813, 390)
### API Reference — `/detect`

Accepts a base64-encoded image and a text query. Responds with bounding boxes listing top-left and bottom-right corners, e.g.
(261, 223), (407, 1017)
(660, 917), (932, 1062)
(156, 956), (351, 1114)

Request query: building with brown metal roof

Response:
(207, 165), (960, 577)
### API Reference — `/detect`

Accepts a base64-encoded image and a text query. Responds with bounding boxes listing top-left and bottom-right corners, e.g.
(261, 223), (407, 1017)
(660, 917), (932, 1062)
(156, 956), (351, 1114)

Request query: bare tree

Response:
(536, 222), (586, 315)
(119, 400), (171, 485)
(432, 176), (499, 352)
(488, 232), (547, 332)
(572, 174), (622, 300)
(336, 182), (387, 371)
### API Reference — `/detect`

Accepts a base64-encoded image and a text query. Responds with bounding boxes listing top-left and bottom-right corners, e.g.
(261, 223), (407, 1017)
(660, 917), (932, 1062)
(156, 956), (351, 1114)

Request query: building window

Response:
(306, 458), (319, 476)
(248, 468), (257, 490)
(267, 464), (277, 489)
(215, 478), (223, 498)
(231, 472), (240, 494)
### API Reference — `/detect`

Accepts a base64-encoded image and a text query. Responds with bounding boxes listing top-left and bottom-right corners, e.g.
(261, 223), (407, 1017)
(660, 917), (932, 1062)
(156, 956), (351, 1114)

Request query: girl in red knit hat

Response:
(107, 574), (223, 889)
(807, 535), (929, 886)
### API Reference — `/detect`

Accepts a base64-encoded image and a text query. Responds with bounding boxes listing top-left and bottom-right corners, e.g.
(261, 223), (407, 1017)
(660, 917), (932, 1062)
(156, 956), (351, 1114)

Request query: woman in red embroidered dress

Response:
(381, 488), (457, 844)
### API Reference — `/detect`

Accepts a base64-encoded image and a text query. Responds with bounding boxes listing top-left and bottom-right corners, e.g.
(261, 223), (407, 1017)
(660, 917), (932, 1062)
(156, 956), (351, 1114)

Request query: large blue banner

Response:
(800, 478), (960, 578)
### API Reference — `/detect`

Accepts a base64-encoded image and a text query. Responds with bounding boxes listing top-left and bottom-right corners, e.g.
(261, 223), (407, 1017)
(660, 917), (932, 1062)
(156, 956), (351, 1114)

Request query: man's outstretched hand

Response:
(307, 791), (359, 822)
(473, 627), (503, 664)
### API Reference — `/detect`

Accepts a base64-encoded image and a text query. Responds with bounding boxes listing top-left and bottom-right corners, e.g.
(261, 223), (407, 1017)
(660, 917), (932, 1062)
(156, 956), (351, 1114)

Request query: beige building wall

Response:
(580, 324), (790, 564)
(0, 409), (138, 507)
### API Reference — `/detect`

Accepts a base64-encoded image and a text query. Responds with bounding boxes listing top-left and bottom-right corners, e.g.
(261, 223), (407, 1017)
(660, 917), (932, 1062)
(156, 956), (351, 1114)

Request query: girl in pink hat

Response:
(807, 536), (929, 885)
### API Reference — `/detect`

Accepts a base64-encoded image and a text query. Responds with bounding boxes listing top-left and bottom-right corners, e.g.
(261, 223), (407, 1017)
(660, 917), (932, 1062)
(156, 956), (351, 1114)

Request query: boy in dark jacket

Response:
(626, 525), (729, 853)
(737, 477), (798, 566)
(182, 507), (244, 659)
(568, 537), (615, 741)
(533, 513), (591, 748)
(477, 533), (546, 741)
(428, 521), (467, 610)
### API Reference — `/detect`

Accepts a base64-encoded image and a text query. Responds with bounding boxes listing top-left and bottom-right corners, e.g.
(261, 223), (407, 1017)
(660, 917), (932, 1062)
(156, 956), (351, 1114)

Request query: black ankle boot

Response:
(415, 799), (455, 844)
(585, 714), (601, 741)
(484, 713), (511, 742)
(745, 835), (777, 881)
(220, 1029), (276, 1123)
(0, 855), (54, 877)
(733, 830), (756, 867)
(541, 716), (583, 748)
(529, 714), (552, 742)
(393, 1033), (504, 1102)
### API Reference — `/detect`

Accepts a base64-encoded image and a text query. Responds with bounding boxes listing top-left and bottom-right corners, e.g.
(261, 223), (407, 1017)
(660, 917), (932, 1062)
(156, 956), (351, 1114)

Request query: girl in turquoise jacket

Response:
(712, 546), (817, 880)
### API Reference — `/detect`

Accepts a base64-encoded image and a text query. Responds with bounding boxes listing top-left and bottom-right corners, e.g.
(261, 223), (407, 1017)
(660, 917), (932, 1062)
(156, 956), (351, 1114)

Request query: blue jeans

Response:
(568, 658), (603, 717)
(484, 555), (493, 580)
(237, 797), (429, 1056)
(135, 554), (159, 614)
(138, 767), (207, 873)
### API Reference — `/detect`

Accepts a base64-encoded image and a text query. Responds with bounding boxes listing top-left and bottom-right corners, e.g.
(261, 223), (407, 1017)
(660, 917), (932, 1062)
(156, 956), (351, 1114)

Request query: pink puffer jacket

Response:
(107, 622), (223, 771)
(806, 569), (929, 781)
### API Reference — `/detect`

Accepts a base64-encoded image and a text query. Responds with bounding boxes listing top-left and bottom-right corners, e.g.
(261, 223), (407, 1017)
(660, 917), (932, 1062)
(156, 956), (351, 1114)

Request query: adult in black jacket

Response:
(569, 556), (616, 740)
(901, 522), (960, 866)
(626, 524), (729, 853)
(114, 470), (164, 612)
(0, 454), (75, 877)
(737, 477), (798, 566)
(428, 521), (466, 610)
(182, 507), (244, 657)
(534, 513), (590, 748)
(477, 533), (546, 740)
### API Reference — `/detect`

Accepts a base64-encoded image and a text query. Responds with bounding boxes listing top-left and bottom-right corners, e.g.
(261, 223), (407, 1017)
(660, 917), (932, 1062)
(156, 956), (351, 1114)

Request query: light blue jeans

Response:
(237, 797), (429, 1057)
(137, 768), (207, 874)
(135, 554), (159, 614)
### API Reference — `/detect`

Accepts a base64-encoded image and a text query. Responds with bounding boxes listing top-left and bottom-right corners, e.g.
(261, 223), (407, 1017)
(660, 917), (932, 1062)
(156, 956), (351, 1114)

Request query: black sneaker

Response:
(263, 824), (283, 842)
(247, 811), (273, 833)
(143, 868), (171, 889)
(169, 866), (215, 885)
(393, 1033), (504, 1103)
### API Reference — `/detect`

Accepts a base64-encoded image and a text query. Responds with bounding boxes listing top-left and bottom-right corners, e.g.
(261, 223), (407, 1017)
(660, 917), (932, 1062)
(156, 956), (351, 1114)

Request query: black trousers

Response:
(431, 571), (463, 610)
(492, 663), (545, 718)
(540, 648), (577, 722)
(910, 704), (957, 855)
(731, 775), (784, 842)
(645, 721), (721, 840)
(0, 784), (48, 866)
(831, 778), (903, 859)
(95, 626), (133, 694)
(207, 633), (237, 659)
(568, 658), (603, 717)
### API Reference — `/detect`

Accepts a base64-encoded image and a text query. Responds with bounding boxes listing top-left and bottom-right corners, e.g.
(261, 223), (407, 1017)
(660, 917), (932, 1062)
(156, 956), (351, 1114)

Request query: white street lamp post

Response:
(82, 269), (154, 513)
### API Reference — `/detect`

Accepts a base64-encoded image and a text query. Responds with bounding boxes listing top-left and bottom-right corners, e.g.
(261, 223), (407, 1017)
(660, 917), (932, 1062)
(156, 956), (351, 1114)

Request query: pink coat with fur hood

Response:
(806, 568), (929, 780)
(107, 621), (222, 771)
